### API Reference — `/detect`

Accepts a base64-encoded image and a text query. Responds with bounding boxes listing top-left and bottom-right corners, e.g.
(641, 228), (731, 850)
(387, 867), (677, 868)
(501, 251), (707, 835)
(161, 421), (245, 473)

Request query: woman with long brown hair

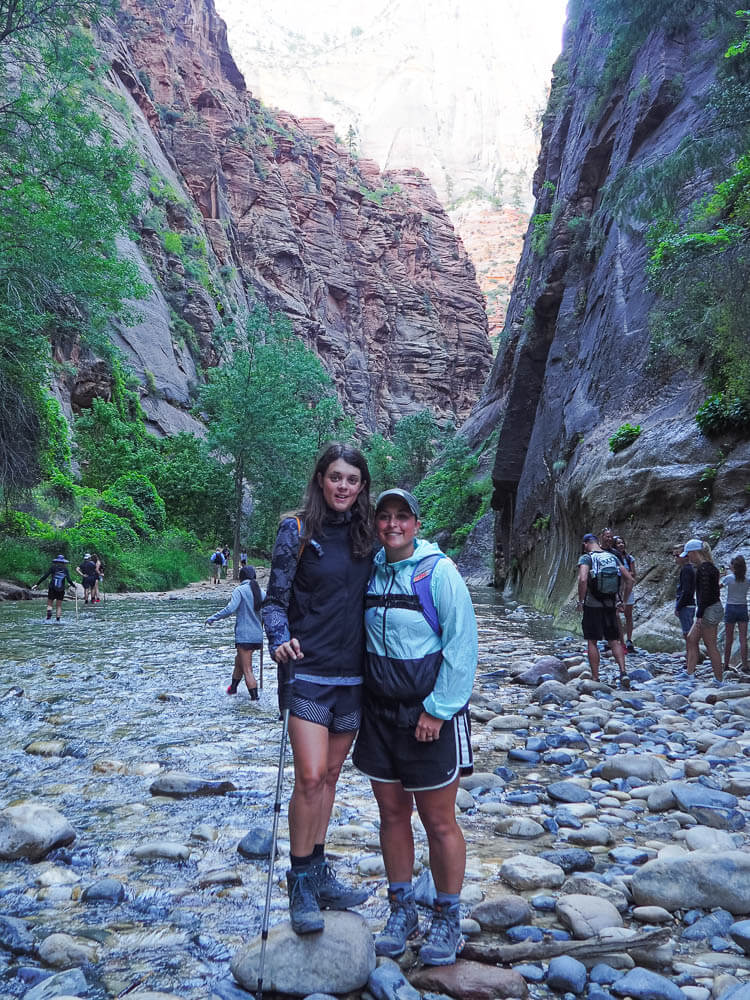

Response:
(683, 538), (723, 683)
(263, 443), (374, 934)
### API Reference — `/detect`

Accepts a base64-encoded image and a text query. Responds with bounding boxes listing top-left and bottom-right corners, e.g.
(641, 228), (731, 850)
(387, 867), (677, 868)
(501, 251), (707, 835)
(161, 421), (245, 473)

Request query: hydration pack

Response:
(52, 569), (66, 590)
(587, 551), (620, 600)
(366, 552), (445, 634)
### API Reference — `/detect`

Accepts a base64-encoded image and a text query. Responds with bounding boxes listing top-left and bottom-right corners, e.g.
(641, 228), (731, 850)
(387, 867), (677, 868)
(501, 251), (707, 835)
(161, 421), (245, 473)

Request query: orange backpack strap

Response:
(294, 516), (307, 560)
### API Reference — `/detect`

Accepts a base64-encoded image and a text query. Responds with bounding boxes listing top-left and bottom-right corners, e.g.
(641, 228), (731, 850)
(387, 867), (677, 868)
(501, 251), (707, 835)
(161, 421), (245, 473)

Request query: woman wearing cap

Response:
(206, 563), (265, 699)
(353, 488), (478, 966)
(683, 538), (723, 682)
(76, 553), (98, 604)
(32, 555), (74, 623)
(262, 443), (374, 935)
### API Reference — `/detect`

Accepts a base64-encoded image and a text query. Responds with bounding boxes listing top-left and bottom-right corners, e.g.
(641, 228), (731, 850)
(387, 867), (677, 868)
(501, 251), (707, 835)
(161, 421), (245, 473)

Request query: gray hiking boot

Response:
(310, 859), (369, 909)
(375, 887), (419, 958)
(419, 902), (464, 966)
(286, 869), (324, 934)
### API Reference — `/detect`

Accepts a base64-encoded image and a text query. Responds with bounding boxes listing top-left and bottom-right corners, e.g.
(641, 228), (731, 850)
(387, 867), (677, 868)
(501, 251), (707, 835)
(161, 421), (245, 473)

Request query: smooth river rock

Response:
(631, 851), (750, 913)
(500, 854), (565, 891)
(230, 912), (375, 995)
(0, 801), (75, 861)
(409, 958), (528, 999)
(600, 755), (669, 783)
(556, 893), (624, 938)
(149, 771), (237, 798)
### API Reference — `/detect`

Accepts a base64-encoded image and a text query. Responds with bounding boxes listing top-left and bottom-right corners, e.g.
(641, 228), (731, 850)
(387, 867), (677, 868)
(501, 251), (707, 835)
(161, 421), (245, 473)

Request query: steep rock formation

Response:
(464, 4), (750, 646)
(77, 0), (490, 436)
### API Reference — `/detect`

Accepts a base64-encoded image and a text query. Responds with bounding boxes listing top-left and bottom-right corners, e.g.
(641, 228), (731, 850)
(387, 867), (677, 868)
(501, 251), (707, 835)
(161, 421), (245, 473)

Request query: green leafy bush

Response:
(72, 506), (139, 552)
(414, 438), (490, 554)
(695, 394), (750, 436)
(609, 423), (642, 453)
(109, 473), (166, 533)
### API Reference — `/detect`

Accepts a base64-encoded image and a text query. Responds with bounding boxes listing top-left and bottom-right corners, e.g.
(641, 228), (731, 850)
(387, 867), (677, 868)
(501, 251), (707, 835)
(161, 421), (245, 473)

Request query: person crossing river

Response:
(32, 555), (74, 623)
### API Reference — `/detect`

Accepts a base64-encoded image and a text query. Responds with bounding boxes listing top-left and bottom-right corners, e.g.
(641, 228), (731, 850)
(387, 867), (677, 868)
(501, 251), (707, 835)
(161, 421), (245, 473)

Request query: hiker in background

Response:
(683, 538), (723, 683)
(76, 553), (98, 604)
(600, 527), (627, 647)
(353, 489), (477, 966)
(92, 554), (104, 602)
(210, 547), (224, 584)
(206, 565), (265, 699)
(577, 533), (632, 687)
(721, 554), (749, 675)
(240, 546), (248, 564)
(673, 546), (696, 662)
(614, 536), (637, 652)
(262, 443), (373, 935)
(239, 558), (254, 582)
(32, 555), (74, 623)
(221, 543), (230, 578)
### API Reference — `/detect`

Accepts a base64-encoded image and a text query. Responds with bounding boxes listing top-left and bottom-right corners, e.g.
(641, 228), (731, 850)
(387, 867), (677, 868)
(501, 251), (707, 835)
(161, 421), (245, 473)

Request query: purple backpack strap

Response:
(411, 553), (445, 635)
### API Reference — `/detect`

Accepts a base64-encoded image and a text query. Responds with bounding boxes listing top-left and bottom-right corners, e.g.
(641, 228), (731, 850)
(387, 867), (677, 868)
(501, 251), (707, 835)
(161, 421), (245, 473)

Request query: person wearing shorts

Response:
(262, 444), (374, 935)
(683, 538), (723, 683)
(76, 553), (98, 604)
(721, 555), (749, 674)
(32, 555), (74, 622)
(206, 564), (265, 699)
(576, 533), (631, 686)
(353, 488), (477, 966)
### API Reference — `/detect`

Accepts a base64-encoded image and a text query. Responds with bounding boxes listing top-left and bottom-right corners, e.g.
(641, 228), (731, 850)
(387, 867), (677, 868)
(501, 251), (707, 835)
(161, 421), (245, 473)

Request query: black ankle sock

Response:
(290, 851), (316, 871)
(312, 843), (324, 861)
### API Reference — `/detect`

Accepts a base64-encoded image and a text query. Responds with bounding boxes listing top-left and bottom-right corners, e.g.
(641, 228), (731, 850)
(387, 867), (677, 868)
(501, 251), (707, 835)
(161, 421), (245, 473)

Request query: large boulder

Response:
(230, 912), (375, 995)
(632, 851), (750, 914)
(0, 801), (75, 861)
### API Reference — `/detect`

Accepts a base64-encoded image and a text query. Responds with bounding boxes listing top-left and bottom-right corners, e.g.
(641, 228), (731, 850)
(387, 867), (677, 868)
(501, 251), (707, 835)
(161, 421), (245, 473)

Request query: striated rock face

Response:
(464, 4), (750, 643)
(78, 0), (491, 435)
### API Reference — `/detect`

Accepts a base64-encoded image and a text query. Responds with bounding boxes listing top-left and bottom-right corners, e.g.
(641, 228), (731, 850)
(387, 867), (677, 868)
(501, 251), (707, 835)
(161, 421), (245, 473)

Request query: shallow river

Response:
(0, 587), (565, 998)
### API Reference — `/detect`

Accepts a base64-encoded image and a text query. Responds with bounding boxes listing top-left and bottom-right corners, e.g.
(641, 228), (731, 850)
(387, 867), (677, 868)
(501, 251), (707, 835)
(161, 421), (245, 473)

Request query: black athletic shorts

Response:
(47, 586), (65, 601)
(287, 678), (362, 734)
(353, 704), (473, 791)
(82, 575), (97, 589)
(582, 603), (619, 641)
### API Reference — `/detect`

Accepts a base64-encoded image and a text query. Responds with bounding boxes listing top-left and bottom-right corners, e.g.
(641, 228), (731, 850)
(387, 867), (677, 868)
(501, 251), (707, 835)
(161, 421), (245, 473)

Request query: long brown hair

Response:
(297, 443), (374, 559)
(732, 555), (747, 582)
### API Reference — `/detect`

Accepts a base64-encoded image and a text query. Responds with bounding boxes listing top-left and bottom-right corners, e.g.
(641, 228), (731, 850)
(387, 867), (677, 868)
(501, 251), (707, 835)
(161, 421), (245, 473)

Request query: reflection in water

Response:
(0, 591), (567, 996)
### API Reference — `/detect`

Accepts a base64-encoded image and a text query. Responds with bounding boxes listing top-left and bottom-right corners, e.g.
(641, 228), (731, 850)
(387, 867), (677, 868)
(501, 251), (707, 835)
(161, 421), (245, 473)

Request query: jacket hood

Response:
(373, 537), (442, 569)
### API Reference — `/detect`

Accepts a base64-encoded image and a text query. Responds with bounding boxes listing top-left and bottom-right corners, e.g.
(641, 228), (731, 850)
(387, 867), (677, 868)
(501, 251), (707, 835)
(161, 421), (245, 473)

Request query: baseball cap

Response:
(680, 538), (703, 558)
(375, 488), (420, 518)
(582, 533), (597, 544)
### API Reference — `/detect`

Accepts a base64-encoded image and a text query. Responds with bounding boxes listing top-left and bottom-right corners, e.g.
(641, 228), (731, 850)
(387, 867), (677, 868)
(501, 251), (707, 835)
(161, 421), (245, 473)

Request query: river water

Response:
(0, 587), (566, 998)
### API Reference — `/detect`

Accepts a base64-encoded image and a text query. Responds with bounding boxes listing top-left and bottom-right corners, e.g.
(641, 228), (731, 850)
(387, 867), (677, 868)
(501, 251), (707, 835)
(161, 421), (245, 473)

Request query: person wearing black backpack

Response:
(32, 555), (74, 623)
(577, 533), (632, 686)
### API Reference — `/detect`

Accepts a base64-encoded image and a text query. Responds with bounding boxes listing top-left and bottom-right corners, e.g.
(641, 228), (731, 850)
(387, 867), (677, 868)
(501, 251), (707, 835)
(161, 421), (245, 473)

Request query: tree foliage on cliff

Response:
(0, 0), (145, 496)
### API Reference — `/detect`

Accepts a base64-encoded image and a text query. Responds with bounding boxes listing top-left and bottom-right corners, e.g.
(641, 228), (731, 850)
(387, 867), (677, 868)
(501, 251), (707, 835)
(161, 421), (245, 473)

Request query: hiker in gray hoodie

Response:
(206, 566), (265, 699)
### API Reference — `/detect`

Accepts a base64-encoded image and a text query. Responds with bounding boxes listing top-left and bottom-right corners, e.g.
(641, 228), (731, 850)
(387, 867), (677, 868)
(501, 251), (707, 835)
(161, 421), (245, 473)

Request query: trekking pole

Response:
(256, 700), (289, 1000)
(259, 644), (264, 690)
(75, 585), (78, 620)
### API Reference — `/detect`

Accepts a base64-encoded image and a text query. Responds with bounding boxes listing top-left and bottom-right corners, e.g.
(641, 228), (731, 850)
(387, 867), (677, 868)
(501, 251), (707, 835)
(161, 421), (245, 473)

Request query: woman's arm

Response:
(206, 588), (241, 624)
(421, 561), (478, 722)
(262, 518), (303, 660)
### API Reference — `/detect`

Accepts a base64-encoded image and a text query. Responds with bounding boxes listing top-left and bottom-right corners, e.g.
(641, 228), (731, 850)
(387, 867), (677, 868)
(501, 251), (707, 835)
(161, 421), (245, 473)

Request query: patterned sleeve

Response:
(261, 518), (301, 656)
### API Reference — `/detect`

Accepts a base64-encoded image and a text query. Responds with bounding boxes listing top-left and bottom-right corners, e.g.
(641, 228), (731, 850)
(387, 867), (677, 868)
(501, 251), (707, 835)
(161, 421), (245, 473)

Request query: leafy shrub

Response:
(163, 231), (184, 255)
(695, 394), (750, 436)
(72, 506), (139, 552)
(414, 438), (490, 554)
(609, 423), (642, 453)
(100, 489), (150, 536)
(110, 473), (166, 532)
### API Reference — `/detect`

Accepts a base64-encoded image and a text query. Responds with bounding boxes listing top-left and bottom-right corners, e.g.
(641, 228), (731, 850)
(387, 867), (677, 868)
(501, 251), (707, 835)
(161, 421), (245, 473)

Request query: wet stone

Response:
(237, 826), (275, 859)
(611, 967), (685, 1000)
(149, 771), (237, 798)
(548, 781), (593, 804)
(546, 955), (587, 994)
(539, 849), (595, 874)
(81, 877), (125, 903)
(0, 915), (36, 956)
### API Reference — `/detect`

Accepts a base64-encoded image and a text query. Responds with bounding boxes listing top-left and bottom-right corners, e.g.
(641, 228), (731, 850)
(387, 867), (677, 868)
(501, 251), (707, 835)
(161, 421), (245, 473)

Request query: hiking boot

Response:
(375, 887), (419, 958)
(625, 640), (635, 654)
(226, 680), (239, 695)
(249, 686), (259, 701)
(419, 902), (464, 966)
(310, 860), (368, 909)
(286, 869), (324, 934)
(619, 673), (631, 689)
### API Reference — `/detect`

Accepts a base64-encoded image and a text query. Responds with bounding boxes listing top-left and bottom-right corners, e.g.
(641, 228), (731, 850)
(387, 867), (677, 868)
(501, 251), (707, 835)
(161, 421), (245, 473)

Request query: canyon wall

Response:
(464, 4), (750, 647)
(66, 0), (491, 437)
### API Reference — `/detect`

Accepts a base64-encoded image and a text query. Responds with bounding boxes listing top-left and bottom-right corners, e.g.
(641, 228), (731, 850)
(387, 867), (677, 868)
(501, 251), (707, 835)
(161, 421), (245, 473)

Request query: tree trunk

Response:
(232, 458), (244, 580)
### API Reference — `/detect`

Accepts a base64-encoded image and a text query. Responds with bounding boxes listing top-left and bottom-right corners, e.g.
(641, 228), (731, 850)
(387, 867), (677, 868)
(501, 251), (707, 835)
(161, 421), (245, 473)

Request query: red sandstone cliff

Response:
(84, 0), (490, 435)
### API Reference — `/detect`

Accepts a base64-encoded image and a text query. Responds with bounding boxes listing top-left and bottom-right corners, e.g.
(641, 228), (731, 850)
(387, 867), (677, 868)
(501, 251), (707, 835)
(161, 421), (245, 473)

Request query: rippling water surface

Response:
(0, 589), (563, 997)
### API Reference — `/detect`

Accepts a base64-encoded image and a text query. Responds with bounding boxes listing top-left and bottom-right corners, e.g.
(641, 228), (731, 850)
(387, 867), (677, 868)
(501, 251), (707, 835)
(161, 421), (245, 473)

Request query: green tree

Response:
(152, 433), (234, 542)
(0, 1), (146, 497)
(390, 410), (442, 489)
(198, 306), (348, 562)
(74, 398), (159, 492)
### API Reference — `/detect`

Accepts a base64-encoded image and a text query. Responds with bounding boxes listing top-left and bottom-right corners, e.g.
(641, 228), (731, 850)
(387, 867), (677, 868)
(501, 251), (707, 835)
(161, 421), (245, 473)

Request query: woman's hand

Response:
(273, 638), (303, 663)
(415, 710), (443, 743)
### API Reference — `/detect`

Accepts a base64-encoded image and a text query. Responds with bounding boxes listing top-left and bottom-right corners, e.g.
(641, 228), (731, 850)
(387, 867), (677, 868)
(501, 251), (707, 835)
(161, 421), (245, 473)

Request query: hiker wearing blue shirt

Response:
(206, 565), (265, 699)
(32, 555), (74, 622)
(353, 488), (478, 967)
(210, 547), (224, 584)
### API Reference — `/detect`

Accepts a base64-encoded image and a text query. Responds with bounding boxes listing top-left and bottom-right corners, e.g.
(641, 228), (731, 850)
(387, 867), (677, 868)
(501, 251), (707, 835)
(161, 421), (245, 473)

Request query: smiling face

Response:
(317, 458), (364, 514)
(375, 498), (420, 562)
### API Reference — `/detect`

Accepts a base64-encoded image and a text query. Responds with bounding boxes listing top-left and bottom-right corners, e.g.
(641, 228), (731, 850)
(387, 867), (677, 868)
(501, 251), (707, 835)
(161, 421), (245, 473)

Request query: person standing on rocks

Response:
(721, 554), (749, 675)
(32, 555), (74, 623)
(262, 443), (374, 935)
(614, 536), (637, 652)
(206, 564), (265, 699)
(577, 533), (632, 686)
(210, 547), (224, 584)
(683, 538), (723, 683)
(353, 488), (477, 966)
(673, 546), (697, 661)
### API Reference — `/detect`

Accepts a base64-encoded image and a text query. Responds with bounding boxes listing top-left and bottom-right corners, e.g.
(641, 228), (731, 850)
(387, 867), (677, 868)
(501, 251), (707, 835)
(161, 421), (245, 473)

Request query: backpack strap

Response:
(411, 553), (445, 635)
(294, 516), (307, 560)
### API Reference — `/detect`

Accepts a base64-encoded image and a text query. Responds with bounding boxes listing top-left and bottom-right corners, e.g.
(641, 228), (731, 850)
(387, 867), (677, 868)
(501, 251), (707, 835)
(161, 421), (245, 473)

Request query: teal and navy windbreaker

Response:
(364, 538), (478, 721)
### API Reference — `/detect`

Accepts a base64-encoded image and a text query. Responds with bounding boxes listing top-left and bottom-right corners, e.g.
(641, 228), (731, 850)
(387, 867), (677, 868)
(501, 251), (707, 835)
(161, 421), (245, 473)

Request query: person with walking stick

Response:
(206, 564), (265, 699)
(262, 443), (374, 935)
